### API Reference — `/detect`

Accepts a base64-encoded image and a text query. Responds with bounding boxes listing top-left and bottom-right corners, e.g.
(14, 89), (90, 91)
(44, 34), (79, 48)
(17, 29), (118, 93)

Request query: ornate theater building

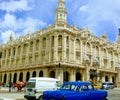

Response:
(0, 0), (120, 86)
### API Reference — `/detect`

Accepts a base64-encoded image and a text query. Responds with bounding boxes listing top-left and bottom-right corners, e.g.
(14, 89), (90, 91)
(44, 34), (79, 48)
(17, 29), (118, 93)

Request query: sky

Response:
(0, 0), (120, 44)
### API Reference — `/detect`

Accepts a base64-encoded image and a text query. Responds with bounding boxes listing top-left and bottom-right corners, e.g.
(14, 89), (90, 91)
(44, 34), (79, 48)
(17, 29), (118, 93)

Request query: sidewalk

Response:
(0, 87), (26, 100)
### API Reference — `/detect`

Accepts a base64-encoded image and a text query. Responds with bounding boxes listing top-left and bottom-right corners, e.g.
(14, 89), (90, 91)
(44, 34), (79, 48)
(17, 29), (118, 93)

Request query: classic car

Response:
(94, 84), (102, 89)
(43, 81), (108, 100)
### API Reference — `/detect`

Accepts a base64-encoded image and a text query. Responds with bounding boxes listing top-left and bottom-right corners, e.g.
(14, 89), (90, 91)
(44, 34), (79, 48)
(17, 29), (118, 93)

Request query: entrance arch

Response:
(19, 72), (23, 81)
(26, 72), (30, 81)
(13, 73), (17, 83)
(76, 72), (82, 81)
(32, 71), (36, 77)
(50, 71), (55, 78)
(105, 76), (108, 82)
(3, 74), (7, 83)
(63, 71), (69, 82)
(8, 73), (12, 82)
(39, 71), (43, 77)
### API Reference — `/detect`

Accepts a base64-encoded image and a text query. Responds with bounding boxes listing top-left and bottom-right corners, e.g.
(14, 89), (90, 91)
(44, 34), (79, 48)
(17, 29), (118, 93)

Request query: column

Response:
(44, 68), (49, 77)
(45, 37), (49, 62)
(9, 48), (12, 68)
(23, 71), (26, 81)
(39, 39), (42, 64)
(73, 39), (76, 62)
(48, 36), (52, 62)
(32, 40), (36, 65)
(109, 75), (112, 82)
(5, 49), (9, 68)
(17, 72), (20, 81)
(85, 64), (90, 81)
(26, 43), (30, 66)
(11, 73), (14, 83)
(54, 34), (58, 61)
(36, 70), (39, 77)
(69, 36), (72, 62)
(60, 69), (63, 83)
(81, 41), (83, 64)
(19, 45), (23, 66)
(62, 34), (66, 62)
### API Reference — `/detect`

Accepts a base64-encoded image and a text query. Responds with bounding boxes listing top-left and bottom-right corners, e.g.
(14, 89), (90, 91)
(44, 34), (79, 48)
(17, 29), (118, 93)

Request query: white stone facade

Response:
(0, 0), (120, 87)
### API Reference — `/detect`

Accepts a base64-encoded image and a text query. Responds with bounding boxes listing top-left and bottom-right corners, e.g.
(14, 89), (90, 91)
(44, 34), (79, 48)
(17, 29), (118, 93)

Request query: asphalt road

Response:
(108, 88), (120, 100)
(0, 87), (120, 100)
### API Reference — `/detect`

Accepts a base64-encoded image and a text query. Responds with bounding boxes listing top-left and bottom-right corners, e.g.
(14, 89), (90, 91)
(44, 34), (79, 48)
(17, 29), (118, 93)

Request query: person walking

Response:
(9, 81), (13, 92)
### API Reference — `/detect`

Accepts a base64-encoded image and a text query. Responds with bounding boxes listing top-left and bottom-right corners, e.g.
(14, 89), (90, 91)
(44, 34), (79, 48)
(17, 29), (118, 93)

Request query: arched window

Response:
(26, 72), (30, 81)
(32, 71), (36, 77)
(50, 71), (55, 78)
(39, 71), (43, 77)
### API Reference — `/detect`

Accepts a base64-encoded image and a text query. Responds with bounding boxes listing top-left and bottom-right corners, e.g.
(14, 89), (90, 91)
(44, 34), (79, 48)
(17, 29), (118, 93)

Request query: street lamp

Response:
(93, 56), (100, 84)
(83, 54), (90, 81)
(58, 63), (61, 80)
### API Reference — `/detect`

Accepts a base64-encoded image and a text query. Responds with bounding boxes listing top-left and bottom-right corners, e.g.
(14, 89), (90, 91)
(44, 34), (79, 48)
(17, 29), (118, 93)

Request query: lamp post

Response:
(83, 54), (90, 81)
(93, 56), (99, 84)
(58, 63), (61, 80)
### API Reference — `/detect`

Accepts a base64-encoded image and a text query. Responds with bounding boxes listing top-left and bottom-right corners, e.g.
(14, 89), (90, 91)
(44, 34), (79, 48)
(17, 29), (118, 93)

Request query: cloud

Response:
(75, 0), (120, 41)
(1, 30), (15, 43)
(0, 0), (34, 12)
(0, 12), (46, 43)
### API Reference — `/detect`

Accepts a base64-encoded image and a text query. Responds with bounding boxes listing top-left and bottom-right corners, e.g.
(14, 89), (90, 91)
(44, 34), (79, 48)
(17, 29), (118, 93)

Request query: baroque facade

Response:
(0, 0), (120, 86)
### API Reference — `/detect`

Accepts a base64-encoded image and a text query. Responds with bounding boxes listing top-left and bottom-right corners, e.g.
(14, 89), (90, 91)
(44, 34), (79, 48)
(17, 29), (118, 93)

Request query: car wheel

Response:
(39, 95), (43, 100)
(102, 97), (107, 100)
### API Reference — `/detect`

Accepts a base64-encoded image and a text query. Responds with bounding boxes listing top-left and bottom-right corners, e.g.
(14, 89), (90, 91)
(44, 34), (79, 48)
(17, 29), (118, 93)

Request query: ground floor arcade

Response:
(0, 65), (117, 86)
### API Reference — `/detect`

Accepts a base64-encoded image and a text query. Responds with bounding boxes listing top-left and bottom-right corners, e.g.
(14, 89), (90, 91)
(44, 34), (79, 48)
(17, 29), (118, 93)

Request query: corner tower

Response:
(55, 0), (67, 26)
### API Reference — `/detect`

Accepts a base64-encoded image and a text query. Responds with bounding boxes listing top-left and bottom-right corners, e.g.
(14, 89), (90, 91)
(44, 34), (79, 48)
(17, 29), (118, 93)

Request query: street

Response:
(0, 87), (120, 100)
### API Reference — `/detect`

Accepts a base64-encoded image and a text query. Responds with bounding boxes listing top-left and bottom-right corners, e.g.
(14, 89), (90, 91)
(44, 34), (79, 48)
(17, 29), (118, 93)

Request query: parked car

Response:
(101, 82), (114, 89)
(94, 84), (101, 89)
(43, 81), (108, 100)
(24, 77), (61, 100)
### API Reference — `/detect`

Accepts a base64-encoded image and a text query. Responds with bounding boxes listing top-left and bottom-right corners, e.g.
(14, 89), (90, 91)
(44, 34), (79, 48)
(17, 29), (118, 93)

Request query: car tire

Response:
(102, 97), (107, 100)
(39, 95), (43, 100)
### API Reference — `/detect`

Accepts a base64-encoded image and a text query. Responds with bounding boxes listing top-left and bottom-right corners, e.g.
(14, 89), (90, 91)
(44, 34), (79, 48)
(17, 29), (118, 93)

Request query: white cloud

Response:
(1, 13), (17, 29)
(78, 0), (120, 25)
(0, 0), (34, 12)
(1, 30), (15, 43)
(79, 5), (88, 12)
(0, 13), (46, 43)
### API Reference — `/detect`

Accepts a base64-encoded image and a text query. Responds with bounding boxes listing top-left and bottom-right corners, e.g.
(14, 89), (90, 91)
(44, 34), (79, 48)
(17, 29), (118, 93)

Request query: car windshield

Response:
(26, 82), (35, 88)
(108, 83), (113, 85)
(102, 83), (107, 85)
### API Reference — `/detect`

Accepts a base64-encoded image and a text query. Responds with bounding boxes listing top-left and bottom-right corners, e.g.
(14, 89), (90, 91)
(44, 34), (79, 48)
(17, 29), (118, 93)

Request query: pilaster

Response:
(54, 34), (58, 61)
(62, 34), (66, 62)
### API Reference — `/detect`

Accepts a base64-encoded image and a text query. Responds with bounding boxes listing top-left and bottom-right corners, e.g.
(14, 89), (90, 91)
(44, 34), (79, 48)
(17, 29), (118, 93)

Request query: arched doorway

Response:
(3, 74), (7, 83)
(63, 71), (69, 82)
(19, 72), (23, 81)
(112, 76), (115, 83)
(13, 73), (17, 83)
(26, 72), (30, 81)
(76, 72), (81, 81)
(50, 71), (55, 78)
(105, 76), (108, 82)
(32, 71), (36, 77)
(39, 71), (43, 77)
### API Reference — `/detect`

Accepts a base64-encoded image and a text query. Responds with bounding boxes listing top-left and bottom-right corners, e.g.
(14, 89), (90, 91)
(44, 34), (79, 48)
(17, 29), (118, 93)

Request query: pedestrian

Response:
(9, 81), (13, 92)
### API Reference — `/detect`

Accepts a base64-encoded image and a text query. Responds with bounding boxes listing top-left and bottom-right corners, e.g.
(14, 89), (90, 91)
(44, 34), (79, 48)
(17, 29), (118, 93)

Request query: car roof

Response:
(63, 81), (92, 87)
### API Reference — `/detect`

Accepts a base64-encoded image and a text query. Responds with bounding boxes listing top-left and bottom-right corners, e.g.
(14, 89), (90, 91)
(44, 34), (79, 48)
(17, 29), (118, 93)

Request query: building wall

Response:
(0, 26), (120, 86)
(0, 0), (120, 86)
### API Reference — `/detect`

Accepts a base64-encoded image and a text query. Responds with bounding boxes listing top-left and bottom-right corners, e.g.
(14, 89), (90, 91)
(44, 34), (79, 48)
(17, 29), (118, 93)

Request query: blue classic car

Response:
(43, 81), (108, 100)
